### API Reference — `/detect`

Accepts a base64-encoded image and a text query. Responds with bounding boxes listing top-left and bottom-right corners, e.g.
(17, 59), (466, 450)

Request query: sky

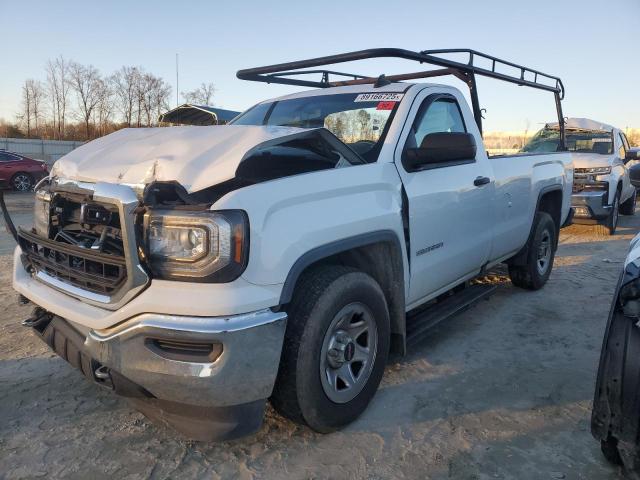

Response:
(1, 0), (639, 133)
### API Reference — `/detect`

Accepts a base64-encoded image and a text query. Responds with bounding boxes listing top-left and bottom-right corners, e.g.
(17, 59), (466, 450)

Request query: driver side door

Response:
(394, 90), (495, 307)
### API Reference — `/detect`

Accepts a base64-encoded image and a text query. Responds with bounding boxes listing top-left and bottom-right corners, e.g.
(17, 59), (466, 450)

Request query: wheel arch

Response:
(279, 230), (407, 355)
(508, 186), (563, 266)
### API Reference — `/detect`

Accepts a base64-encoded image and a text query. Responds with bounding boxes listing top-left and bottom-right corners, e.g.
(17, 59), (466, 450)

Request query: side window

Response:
(619, 133), (627, 159)
(0, 152), (19, 162)
(410, 98), (466, 148)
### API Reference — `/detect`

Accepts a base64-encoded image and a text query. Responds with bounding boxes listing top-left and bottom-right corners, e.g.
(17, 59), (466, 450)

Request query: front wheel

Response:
(508, 211), (556, 290)
(595, 190), (620, 236)
(271, 266), (390, 433)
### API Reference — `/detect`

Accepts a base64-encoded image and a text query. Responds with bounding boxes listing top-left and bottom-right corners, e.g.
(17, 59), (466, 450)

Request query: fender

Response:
(535, 184), (564, 218)
(509, 184), (563, 266)
(279, 230), (404, 305)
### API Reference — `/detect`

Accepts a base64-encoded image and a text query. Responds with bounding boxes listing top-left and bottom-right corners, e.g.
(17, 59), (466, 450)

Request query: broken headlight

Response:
(143, 210), (248, 282)
(33, 190), (52, 238)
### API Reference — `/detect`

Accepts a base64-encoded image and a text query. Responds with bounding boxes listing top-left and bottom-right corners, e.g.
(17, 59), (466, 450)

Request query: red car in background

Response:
(0, 150), (49, 191)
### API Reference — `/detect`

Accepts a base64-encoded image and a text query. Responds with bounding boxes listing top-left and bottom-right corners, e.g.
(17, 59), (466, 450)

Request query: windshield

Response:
(522, 128), (614, 155)
(231, 93), (402, 162)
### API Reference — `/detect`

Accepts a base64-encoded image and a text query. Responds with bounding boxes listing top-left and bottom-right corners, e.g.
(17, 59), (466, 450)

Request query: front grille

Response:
(572, 180), (608, 194)
(19, 228), (127, 296)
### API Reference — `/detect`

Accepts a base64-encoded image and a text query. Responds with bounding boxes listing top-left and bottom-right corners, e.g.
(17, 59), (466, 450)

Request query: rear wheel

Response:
(11, 172), (34, 192)
(271, 266), (390, 432)
(508, 212), (556, 290)
(620, 188), (637, 216)
(595, 190), (620, 236)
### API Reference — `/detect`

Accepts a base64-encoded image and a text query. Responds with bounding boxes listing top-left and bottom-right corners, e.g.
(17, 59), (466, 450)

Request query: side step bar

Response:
(406, 283), (497, 347)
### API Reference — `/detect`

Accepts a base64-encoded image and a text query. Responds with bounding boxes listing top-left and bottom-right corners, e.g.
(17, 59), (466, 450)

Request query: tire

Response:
(592, 307), (640, 478)
(595, 189), (620, 236)
(11, 172), (34, 192)
(620, 188), (637, 216)
(271, 265), (390, 433)
(508, 212), (556, 290)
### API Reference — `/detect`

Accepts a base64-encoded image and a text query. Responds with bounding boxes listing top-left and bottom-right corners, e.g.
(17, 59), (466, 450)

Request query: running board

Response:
(405, 283), (497, 347)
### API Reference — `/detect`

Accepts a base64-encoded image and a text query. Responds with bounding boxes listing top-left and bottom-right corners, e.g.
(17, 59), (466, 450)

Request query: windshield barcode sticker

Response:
(354, 93), (404, 102)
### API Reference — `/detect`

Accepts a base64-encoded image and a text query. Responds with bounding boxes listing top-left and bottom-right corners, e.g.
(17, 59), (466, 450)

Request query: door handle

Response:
(474, 176), (490, 187)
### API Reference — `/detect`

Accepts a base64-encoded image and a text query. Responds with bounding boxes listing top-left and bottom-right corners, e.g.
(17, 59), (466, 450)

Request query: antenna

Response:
(176, 53), (179, 107)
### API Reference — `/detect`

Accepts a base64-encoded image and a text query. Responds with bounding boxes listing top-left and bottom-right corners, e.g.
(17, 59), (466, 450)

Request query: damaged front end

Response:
(592, 241), (640, 471)
(4, 176), (286, 441)
(3, 125), (362, 440)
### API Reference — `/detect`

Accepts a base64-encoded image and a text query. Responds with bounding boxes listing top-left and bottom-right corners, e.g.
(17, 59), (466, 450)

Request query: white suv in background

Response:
(524, 118), (637, 235)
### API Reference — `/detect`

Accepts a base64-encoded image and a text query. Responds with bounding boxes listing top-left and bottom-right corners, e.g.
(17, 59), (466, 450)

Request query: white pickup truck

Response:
(6, 48), (573, 440)
(523, 118), (637, 235)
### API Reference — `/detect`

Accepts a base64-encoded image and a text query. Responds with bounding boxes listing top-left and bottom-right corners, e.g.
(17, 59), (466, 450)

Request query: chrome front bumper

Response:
(26, 307), (287, 440)
(84, 309), (287, 407)
(572, 190), (611, 221)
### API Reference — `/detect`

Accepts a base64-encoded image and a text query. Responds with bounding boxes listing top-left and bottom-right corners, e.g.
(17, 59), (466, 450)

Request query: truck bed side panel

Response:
(489, 153), (572, 260)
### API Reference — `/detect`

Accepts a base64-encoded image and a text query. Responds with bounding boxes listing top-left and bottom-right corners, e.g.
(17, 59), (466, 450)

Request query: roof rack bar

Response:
(422, 49), (564, 99)
(237, 48), (564, 98)
(236, 48), (565, 145)
(328, 68), (456, 87)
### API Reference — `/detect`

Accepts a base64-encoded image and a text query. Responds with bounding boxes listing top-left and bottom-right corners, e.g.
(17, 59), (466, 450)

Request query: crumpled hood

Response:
(51, 125), (306, 193)
(570, 152), (614, 169)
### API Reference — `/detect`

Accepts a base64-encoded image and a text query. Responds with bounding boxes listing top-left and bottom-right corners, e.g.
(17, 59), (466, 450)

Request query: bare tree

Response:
(181, 82), (216, 105)
(69, 62), (102, 139)
(139, 74), (172, 126)
(20, 79), (46, 137)
(111, 66), (140, 127)
(152, 79), (172, 123)
(31, 80), (46, 136)
(93, 78), (113, 137)
(20, 81), (33, 137)
(46, 56), (70, 139)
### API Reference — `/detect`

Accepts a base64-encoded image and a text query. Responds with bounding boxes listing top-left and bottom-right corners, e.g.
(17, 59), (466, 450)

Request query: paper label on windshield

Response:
(592, 138), (611, 142)
(354, 93), (404, 102)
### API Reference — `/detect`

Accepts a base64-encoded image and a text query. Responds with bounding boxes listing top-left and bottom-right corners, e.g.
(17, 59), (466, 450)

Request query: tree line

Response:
(1, 56), (216, 142)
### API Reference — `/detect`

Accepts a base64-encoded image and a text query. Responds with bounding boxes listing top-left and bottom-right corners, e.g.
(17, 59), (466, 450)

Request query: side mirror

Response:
(404, 132), (477, 171)
(625, 148), (640, 163)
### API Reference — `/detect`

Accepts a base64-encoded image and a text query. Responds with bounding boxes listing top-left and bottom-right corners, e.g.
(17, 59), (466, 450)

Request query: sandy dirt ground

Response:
(0, 191), (637, 479)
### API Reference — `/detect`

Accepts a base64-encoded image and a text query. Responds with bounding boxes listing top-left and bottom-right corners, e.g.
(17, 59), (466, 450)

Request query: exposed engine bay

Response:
(45, 192), (124, 256)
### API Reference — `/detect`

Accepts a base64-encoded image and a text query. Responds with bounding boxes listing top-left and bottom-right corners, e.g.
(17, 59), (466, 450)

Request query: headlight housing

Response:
(143, 209), (248, 282)
(33, 189), (51, 238)
(575, 166), (612, 175)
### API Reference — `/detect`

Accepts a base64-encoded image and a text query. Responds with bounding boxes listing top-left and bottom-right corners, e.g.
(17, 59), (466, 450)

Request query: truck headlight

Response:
(143, 210), (248, 282)
(575, 166), (611, 175)
(33, 190), (51, 238)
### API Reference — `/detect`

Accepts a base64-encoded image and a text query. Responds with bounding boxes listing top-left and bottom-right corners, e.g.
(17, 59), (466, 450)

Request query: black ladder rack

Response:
(237, 47), (565, 141)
